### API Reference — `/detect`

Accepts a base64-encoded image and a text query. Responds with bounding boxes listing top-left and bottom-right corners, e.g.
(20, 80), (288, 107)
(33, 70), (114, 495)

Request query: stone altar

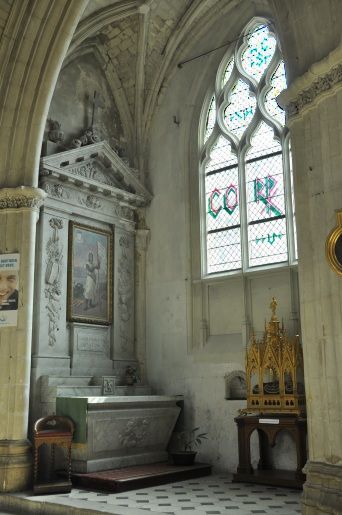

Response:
(56, 395), (182, 473)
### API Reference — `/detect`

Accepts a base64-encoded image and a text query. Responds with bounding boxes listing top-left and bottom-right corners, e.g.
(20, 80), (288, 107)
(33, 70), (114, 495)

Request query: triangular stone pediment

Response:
(40, 140), (152, 206)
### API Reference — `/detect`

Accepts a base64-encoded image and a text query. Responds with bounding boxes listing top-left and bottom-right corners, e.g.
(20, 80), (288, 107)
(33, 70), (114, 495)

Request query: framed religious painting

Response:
(326, 210), (342, 276)
(67, 222), (113, 324)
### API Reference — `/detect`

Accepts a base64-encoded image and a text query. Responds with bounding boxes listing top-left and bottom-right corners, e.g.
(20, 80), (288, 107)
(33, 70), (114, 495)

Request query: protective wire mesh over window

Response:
(200, 19), (297, 275)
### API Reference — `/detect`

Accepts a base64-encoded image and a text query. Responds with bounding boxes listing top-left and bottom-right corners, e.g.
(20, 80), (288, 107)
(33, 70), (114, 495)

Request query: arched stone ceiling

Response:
(67, 0), (243, 169)
(62, 0), (342, 171)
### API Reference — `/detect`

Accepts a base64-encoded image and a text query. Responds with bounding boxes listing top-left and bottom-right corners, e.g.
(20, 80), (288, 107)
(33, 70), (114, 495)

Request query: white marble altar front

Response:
(56, 395), (182, 473)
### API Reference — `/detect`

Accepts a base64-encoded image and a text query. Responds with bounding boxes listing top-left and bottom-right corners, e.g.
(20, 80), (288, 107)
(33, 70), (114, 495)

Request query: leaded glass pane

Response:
(222, 57), (234, 88)
(207, 228), (241, 273)
(265, 61), (287, 125)
(246, 153), (285, 222)
(246, 121), (280, 160)
(223, 80), (256, 139)
(248, 218), (288, 267)
(205, 167), (240, 231)
(205, 135), (237, 173)
(245, 122), (287, 266)
(241, 25), (276, 82)
(204, 95), (216, 143)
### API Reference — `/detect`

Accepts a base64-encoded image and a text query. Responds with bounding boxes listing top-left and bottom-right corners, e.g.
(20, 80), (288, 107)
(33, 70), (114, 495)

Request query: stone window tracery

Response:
(200, 19), (297, 275)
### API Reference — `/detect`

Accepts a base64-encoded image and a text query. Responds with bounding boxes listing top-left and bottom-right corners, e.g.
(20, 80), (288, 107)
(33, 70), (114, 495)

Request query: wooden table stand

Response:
(233, 414), (307, 489)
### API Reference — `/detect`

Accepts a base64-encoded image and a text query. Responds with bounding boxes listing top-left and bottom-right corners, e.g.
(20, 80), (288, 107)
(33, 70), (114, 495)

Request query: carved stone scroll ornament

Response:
(0, 187), (46, 209)
(118, 236), (133, 353)
(45, 218), (63, 347)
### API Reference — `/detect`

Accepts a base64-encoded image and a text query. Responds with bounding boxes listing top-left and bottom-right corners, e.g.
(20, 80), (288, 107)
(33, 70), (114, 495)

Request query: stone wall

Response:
(144, 9), (300, 473)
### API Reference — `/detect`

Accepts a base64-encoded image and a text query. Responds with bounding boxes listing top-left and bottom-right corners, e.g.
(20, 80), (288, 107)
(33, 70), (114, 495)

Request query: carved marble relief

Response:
(119, 418), (150, 448)
(43, 182), (70, 200)
(118, 235), (134, 354)
(45, 218), (63, 346)
(120, 206), (134, 220)
(67, 161), (116, 187)
(79, 194), (102, 209)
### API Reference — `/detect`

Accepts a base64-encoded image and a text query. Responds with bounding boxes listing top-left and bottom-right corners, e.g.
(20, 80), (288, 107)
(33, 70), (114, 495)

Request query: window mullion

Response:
(283, 136), (296, 264)
(239, 149), (249, 271)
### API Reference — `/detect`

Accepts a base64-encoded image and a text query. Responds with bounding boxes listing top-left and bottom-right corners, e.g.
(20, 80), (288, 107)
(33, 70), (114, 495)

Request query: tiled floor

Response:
(5, 474), (302, 514)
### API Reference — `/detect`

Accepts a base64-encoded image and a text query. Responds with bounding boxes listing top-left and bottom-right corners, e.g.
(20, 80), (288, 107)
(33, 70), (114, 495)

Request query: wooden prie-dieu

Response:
(33, 415), (75, 494)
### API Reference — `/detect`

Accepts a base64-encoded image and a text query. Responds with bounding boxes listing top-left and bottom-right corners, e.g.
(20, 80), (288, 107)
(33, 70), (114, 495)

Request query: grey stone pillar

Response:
(0, 187), (45, 492)
(279, 46), (342, 514)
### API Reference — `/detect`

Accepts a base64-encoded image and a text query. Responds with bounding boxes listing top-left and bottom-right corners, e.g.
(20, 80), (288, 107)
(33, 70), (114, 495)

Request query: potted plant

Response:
(171, 427), (208, 466)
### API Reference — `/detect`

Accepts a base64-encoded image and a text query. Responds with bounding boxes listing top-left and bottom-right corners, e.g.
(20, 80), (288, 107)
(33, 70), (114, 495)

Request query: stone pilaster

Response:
(0, 186), (45, 492)
(301, 462), (342, 515)
(134, 226), (150, 383)
(278, 46), (342, 514)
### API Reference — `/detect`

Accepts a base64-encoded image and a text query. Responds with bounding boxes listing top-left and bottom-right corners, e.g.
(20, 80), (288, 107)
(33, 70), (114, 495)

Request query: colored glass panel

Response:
(265, 61), (287, 125)
(246, 154), (285, 222)
(204, 95), (216, 143)
(245, 123), (287, 266)
(241, 25), (276, 82)
(207, 228), (241, 273)
(246, 121), (280, 160)
(205, 136), (237, 173)
(205, 168), (240, 231)
(223, 80), (256, 139)
(222, 57), (234, 88)
(248, 218), (288, 267)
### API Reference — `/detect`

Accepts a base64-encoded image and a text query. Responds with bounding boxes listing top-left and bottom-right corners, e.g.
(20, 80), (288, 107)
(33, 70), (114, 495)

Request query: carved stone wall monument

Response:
(31, 140), (152, 424)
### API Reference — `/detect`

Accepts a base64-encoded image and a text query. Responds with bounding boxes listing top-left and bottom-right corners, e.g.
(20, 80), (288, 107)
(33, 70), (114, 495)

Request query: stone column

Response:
(134, 226), (150, 383)
(0, 187), (45, 492)
(279, 46), (342, 514)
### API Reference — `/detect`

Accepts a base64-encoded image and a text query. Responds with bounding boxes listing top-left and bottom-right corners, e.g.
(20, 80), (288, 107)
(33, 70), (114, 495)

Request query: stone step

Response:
(72, 462), (212, 493)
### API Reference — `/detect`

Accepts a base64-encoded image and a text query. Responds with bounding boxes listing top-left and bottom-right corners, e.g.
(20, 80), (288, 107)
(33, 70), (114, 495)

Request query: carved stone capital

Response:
(278, 45), (342, 122)
(0, 186), (46, 210)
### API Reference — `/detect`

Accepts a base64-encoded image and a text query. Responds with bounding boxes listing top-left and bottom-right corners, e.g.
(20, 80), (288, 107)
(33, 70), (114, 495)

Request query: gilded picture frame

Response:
(67, 221), (113, 324)
(326, 211), (342, 276)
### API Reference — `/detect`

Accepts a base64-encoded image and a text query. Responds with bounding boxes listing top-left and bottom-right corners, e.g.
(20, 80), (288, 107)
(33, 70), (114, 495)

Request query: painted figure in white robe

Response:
(84, 252), (100, 310)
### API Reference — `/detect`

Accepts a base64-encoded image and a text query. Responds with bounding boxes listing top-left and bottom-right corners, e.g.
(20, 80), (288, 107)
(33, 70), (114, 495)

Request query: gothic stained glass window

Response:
(200, 19), (297, 275)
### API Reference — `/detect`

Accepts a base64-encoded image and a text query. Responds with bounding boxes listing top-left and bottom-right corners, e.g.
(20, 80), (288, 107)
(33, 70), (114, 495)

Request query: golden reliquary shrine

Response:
(244, 298), (306, 415)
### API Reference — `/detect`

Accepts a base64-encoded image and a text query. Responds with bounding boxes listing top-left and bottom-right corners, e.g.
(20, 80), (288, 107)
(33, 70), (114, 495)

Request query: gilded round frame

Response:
(326, 211), (342, 276)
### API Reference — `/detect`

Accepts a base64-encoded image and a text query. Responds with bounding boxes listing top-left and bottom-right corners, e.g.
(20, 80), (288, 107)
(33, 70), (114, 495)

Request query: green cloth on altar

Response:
(56, 397), (88, 443)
